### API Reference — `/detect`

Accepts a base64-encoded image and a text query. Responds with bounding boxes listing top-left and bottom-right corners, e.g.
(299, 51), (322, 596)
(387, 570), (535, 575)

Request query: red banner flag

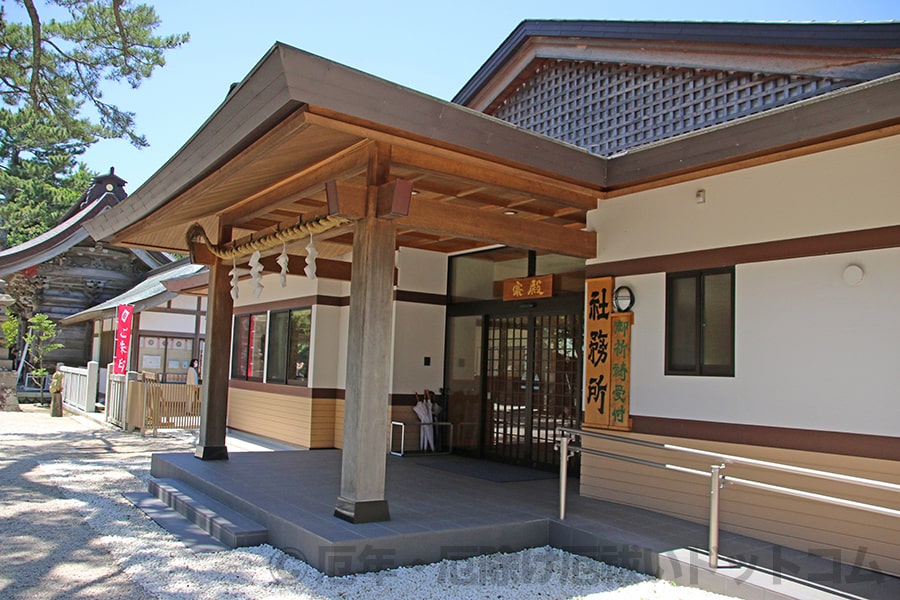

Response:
(113, 304), (134, 375)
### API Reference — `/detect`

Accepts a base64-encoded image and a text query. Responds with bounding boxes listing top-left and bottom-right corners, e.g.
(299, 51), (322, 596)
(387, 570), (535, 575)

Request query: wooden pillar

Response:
(334, 147), (395, 523)
(194, 257), (233, 460)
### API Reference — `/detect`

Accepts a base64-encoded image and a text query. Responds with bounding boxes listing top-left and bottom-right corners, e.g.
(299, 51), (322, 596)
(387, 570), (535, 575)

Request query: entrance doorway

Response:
(445, 248), (585, 471)
(484, 312), (581, 468)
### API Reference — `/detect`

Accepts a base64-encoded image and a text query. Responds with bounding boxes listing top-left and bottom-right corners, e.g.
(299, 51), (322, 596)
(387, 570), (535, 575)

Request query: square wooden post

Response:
(334, 212), (395, 523)
(195, 257), (233, 460)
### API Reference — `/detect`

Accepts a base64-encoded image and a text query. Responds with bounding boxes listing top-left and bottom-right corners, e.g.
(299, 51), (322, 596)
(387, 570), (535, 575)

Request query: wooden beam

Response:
(188, 241), (218, 266)
(259, 254), (352, 281)
(390, 145), (600, 210)
(220, 139), (373, 226)
(302, 112), (604, 208)
(326, 180), (367, 219)
(376, 179), (412, 219)
(397, 198), (596, 258)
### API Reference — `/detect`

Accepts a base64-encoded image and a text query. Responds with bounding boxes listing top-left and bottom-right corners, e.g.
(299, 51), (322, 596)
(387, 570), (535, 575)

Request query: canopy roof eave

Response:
(83, 42), (608, 249)
(84, 37), (900, 259)
(61, 260), (205, 325)
(0, 192), (120, 277)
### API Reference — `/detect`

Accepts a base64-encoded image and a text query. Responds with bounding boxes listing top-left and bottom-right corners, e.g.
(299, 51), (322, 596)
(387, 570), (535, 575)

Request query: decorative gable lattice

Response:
(490, 60), (853, 156)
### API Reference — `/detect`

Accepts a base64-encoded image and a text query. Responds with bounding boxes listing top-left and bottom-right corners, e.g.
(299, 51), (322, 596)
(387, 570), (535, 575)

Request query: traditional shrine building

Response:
(83, 21), (900, 577)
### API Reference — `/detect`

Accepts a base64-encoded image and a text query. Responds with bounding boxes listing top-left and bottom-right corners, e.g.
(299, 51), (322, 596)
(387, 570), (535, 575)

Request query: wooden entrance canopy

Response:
(86, 44), (607, 266)
(82, 41), (900, 525)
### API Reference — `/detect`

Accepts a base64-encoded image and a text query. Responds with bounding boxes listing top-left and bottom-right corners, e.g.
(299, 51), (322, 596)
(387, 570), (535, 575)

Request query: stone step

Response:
(148, 477), (268, 548)
(122, 492), (230, 553)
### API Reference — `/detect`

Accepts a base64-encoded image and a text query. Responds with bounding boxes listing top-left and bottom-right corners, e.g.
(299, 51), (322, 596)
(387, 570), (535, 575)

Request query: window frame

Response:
(665, 267), (735, 377)
(231, 313), (267, 382)
(265, 307), (312, 387)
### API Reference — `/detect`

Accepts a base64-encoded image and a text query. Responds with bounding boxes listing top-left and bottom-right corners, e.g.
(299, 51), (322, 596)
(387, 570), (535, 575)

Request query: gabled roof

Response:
(454, 20), (900, 108)
(61, 260), (205, 325)
(82, 24), (900, 262)
(0, 169), (171, 277)
(83, 42), (605, 258)
(0, 191), (120, 277)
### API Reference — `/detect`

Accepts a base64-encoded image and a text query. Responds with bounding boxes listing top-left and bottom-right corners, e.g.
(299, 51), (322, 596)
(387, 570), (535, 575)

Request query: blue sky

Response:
(17, 0), (900, 192)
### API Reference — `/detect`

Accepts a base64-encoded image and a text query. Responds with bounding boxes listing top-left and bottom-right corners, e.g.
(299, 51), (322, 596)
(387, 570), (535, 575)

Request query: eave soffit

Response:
(89, 38), (900, 258)
(87, 42), (606, 251)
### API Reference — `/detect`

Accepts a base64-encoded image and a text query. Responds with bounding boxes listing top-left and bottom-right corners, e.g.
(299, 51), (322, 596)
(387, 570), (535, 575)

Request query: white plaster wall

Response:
(392, 247), (448, 394)
(309, 304), (345, 389)
(391, 302), (446, 394)
(336, 305), (349, 390)
(590, 136), (900, 263)
(169, 294), (197, 310)
(233, 272), (320, 308)
(619, 247), (900, 437)
(397, 247), (448, 294)
(139, 311), (195, 333)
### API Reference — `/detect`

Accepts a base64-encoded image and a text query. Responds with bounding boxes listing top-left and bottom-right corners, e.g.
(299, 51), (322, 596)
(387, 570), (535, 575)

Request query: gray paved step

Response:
(148, 477), (268, 548)
(123, 492), (230, 553)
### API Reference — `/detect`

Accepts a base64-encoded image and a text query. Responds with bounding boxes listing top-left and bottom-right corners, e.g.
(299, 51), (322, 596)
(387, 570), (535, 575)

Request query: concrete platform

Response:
(149, 449), (900, 599)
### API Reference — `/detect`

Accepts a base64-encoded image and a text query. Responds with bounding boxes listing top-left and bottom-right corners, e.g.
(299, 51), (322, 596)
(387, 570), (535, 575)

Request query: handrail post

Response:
(559, 434), (570, 520)
(709, 463), (725, 568)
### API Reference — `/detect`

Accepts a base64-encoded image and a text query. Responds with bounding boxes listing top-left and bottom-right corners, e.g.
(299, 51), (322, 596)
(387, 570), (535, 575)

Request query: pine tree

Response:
(0, 1), (188, 247)
(0, 109), (93, 247)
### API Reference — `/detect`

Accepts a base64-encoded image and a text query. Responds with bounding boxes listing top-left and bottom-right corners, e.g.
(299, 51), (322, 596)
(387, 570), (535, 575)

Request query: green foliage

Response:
(1, 309), (18, 349)
(0, 1), (189, 147)
(24, 312), (63, 372)
(0, 1), (188, 247)
(0, 109), (94, 246)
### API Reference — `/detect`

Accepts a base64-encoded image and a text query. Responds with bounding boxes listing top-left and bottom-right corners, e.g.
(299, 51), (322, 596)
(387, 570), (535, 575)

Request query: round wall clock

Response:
(613, 285), (635, 312)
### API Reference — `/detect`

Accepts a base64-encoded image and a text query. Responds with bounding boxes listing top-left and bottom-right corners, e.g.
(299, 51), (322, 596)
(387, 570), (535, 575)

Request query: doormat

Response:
(412, 456), (558, 483)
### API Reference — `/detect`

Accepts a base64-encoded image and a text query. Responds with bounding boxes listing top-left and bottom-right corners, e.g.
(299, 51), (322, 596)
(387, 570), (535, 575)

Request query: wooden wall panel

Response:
(228, 387), (340, 449)
(310, 398), (336, 448)
(389, 405), (421, 454)
(580, 433), (900, 577)
(333, 399), (344, 449)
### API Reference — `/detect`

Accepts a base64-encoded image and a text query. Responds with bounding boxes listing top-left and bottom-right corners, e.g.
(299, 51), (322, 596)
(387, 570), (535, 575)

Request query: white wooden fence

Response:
(105, 368), (138, 429)
(60, 362), (99, 413)
(72, 364), (201, 434)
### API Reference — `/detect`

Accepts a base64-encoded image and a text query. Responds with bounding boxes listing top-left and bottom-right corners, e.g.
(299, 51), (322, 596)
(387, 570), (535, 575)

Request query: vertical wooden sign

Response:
(609, 312), (633, 431)
(583, 277), (613, 429)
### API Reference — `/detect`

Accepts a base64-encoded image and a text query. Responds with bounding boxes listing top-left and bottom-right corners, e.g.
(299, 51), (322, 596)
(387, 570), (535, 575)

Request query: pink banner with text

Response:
(114, 304), (134, 375)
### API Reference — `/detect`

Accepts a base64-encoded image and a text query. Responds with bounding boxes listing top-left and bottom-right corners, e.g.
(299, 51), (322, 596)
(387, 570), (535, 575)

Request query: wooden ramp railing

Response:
(141, 373), (201, 436)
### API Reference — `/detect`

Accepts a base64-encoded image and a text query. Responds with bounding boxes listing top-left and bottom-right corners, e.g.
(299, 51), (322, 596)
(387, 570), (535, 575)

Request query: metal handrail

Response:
(555, 426), (900, 569)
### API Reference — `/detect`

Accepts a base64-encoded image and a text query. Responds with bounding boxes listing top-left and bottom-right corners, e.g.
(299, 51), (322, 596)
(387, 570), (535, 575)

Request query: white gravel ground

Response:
(1, 406), (739, 599)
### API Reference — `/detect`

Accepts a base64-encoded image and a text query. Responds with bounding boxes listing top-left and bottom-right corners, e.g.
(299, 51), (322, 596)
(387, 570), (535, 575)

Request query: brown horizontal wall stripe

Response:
(233, 295), (347, 315)
(231, 291), (444, 314)
(390, 393), (420, 406)
(588, 224), (900, 277)
(228, 378), (345, 399)
(631, 416), (900, 461)
(229, 379), (310, 396)
(394, 290), (448, 305)
(316, 295), (350, 308)
(311, 388), (345, 400)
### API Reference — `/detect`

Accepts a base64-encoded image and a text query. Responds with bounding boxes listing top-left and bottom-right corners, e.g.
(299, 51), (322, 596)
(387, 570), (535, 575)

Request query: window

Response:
(98, 327), (115, 367)
(266, 308), (311, 386)
(666, 268), (734, 376)
(231, 313), (267, 381)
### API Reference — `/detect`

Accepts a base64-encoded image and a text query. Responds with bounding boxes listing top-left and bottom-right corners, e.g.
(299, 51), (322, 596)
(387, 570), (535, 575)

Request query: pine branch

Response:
(22, 0), (42, 109)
